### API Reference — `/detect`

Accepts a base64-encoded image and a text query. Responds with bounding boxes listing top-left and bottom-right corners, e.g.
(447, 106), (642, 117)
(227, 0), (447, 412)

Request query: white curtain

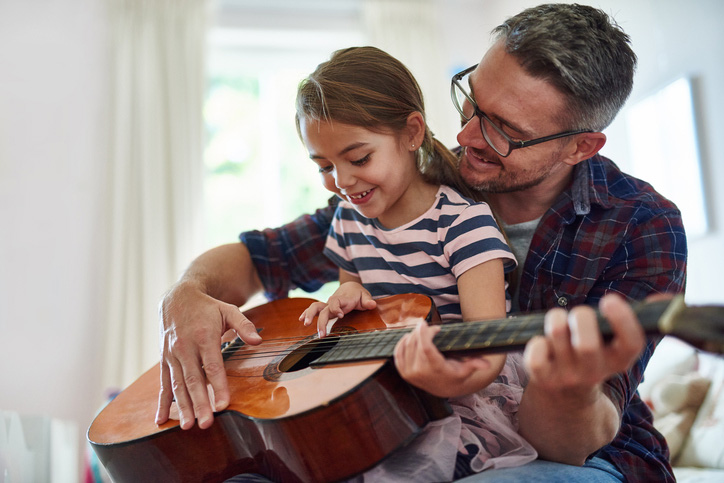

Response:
(102, 0), (208, 390)
(362, 0), (459, 147)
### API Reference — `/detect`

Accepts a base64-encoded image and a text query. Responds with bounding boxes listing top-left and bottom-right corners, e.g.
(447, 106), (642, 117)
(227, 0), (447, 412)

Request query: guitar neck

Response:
(313, 295), (723, 366)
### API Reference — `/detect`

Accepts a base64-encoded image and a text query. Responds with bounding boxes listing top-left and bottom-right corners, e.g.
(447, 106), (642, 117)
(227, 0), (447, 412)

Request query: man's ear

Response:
(562, 132), (607, 166)
(405, 111), (426, 150)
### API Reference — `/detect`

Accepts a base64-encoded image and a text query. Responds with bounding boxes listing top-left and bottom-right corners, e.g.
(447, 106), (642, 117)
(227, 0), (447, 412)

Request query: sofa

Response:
(639, 336), (724, 481)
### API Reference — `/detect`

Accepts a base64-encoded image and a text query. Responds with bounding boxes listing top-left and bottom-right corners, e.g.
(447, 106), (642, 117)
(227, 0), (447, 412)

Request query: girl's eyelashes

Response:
(316, 153), (371, 173)
(351, 153), (371, 166)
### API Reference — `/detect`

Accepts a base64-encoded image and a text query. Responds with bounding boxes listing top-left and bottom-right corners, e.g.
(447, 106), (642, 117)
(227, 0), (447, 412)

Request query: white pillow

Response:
(675, 352), (724, 468)
(639, 336), (699, 403)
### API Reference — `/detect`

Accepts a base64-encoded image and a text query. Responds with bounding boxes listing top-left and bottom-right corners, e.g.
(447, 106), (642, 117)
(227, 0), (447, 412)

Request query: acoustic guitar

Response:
(87, 293), (723, 483)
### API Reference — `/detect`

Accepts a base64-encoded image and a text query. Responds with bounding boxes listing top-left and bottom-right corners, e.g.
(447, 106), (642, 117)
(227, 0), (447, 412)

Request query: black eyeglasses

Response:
(451, 64), (592, 157)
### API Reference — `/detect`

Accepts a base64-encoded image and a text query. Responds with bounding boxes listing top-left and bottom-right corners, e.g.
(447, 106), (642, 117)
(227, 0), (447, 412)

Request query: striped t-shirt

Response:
(323, 185), (516, 320)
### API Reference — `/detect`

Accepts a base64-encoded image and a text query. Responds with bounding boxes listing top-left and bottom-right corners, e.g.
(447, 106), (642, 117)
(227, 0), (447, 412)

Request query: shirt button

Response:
(557, 296), (568, 307)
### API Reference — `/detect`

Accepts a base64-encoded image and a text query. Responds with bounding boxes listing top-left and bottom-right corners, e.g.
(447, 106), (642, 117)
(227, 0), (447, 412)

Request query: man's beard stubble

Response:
(459, 146), (562, 194)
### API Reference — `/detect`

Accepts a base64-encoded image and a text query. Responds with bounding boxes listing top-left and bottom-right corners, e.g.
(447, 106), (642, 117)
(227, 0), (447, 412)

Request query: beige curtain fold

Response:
(362, 0), (458, 147)
(102, 0), (208, 390)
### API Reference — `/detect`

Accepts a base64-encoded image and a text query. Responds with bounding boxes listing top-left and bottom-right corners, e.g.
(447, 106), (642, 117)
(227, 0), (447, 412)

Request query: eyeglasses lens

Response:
(452, 70), (510, 157)
(452, 82), (473, 121)
(479, 116), (510, 156)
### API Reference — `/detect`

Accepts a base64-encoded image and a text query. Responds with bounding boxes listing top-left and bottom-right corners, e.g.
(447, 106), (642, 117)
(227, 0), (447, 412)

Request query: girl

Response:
(295, 47), (537, 481)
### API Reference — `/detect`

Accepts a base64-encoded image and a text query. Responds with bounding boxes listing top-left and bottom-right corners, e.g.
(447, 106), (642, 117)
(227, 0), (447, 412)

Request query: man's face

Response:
(456, 42), (572, 194)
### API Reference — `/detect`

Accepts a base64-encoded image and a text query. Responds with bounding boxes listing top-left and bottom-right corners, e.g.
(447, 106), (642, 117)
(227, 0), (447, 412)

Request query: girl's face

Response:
(299, 118), (426, 228)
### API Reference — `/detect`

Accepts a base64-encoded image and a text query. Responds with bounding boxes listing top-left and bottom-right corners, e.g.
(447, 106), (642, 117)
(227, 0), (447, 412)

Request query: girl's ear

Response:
(405, 111), (426, 151)
(562, 132), (607, 166)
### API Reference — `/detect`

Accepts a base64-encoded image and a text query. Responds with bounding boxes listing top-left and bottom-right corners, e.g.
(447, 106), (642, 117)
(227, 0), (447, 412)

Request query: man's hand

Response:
(518, 293), (647, 464)
(156, 281), (262, 430)
(525, 293), (646, 393)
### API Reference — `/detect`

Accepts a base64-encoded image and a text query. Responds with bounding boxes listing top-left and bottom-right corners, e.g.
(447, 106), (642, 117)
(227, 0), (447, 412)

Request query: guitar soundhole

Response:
(278, 335), (340, 373)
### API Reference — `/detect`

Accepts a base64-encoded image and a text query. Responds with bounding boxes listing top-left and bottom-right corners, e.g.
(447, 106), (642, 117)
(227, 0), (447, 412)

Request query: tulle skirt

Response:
(348, 351), (538, 482)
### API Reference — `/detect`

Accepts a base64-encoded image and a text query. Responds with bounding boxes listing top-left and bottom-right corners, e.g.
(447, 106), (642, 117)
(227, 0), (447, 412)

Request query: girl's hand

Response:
(394, 320), (504, 398)
(299, 282), (377, 337)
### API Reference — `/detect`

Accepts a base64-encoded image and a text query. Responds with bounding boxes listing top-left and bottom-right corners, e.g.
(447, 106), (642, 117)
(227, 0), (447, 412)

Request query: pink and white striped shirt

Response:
(324, 185), (516, 319)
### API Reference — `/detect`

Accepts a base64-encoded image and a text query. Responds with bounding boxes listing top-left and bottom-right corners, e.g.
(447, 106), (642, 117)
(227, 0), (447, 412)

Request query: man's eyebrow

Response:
(309, 142), (368, 160)
(468, 80), (533, 137)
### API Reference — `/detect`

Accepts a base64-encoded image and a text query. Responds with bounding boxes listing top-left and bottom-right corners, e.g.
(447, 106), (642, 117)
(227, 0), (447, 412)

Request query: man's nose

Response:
(456, 117), (482, 148)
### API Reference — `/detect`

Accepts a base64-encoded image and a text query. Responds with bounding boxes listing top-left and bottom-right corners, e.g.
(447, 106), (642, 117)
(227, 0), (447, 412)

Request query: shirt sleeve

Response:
(444, 202), (517, 278)
(589, 207), (688, 304)
(239, 196), (340, 300)
(322, 204), (359, 277)
(595, 208), (687, 417)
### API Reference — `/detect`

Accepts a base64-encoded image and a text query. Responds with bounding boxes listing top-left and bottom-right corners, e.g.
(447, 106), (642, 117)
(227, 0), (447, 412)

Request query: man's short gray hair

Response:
(493, 3), (637, 132)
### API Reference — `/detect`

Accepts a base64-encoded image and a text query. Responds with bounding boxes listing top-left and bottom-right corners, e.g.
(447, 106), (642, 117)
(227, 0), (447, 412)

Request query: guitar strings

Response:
(223, 320), (541, 355)
(221, 319), (542, 363)
(222, 322), (539, 354)
(222, 325), (415, 361)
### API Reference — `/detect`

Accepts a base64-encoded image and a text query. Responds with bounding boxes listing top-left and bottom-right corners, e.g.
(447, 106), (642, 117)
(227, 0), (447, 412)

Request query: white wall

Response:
(0, 0), (110, 474)
(0, 0), (722, 477)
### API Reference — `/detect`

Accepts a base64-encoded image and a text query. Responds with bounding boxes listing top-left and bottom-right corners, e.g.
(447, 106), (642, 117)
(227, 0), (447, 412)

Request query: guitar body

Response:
(89, 292), (724, 482)
(88, 294), (448, 483)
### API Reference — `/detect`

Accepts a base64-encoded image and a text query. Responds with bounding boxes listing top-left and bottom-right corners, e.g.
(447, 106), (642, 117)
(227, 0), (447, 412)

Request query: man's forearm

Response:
(518, 382), (620, 465)
(175, 242), (263, 307)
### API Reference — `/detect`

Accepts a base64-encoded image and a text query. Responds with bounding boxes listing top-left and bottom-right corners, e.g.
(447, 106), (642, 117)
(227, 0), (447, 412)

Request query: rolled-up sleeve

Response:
(240, 197), (340, 300)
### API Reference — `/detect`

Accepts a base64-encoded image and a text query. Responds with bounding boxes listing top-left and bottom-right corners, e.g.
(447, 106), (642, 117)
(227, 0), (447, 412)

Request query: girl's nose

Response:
(334, 166), (355, 190)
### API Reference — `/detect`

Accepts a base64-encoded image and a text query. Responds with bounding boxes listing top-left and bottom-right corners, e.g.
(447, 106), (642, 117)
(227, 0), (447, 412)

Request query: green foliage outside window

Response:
(203, 71), (338, 299)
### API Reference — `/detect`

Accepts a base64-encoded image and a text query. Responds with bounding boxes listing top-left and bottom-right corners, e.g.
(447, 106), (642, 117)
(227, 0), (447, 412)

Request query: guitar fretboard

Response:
(312, 313), (547, 366)
(311, 298), (683, 366)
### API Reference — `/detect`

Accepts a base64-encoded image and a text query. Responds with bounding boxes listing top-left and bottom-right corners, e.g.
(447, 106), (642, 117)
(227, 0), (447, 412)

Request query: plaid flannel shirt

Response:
(241, 154), (688, 482)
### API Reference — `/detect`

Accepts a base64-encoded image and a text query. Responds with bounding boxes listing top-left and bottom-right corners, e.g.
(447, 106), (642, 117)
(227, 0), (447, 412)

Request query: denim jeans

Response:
(224, 457), (624, 482)
(455, 457), (624, 482)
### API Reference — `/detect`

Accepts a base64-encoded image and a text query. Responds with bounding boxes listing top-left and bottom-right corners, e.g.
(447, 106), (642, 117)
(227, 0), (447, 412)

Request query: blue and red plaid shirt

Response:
(241, 154), (687, 482)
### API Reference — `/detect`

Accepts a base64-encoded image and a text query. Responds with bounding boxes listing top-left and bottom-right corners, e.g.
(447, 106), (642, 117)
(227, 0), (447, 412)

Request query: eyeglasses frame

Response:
(450, 64), (593, 157)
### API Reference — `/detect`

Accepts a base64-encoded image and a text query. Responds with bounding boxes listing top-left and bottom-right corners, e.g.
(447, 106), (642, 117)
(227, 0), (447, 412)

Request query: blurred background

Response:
(1, 0), (723, 479)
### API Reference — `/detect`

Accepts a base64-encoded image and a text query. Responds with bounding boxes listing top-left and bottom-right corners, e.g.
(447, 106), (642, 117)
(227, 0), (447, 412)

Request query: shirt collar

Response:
(571, 155), (614, 216)
(552, 155), (614, 223)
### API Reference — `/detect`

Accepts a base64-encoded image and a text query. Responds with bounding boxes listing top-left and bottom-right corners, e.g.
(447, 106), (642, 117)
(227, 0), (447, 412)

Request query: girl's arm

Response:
(394, 259), (508, 397)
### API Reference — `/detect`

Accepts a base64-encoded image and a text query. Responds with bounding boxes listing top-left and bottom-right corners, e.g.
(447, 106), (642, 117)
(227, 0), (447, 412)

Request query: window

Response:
(204, 24), (364, 300)
(625, 77), (707, 238)
(203, 65), (331, 246)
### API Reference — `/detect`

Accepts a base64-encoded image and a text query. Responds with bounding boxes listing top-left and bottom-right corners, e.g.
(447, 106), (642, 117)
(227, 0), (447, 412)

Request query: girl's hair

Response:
(295, 46), (478, 199)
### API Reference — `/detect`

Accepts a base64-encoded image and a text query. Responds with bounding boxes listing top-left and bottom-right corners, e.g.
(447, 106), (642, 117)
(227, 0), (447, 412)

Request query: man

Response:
(156, 3), (686, 482)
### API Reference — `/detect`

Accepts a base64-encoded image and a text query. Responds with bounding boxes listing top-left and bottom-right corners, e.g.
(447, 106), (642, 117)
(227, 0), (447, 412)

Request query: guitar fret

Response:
(504, 318), (526, 344)
(480, 320), (508, 349)
(465, 322), (492, 349)
(435, 314), (546, 353)
(367, 330), (399, 359)
(364, 331), (386, 359)
(438, 323), (467, 350)
(325, 330), (407, 363)
(351, 333), (371, 359)
(502, 319), (541, 347)
(347, 333), (369, 360)
(382, 330), (404, 357)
